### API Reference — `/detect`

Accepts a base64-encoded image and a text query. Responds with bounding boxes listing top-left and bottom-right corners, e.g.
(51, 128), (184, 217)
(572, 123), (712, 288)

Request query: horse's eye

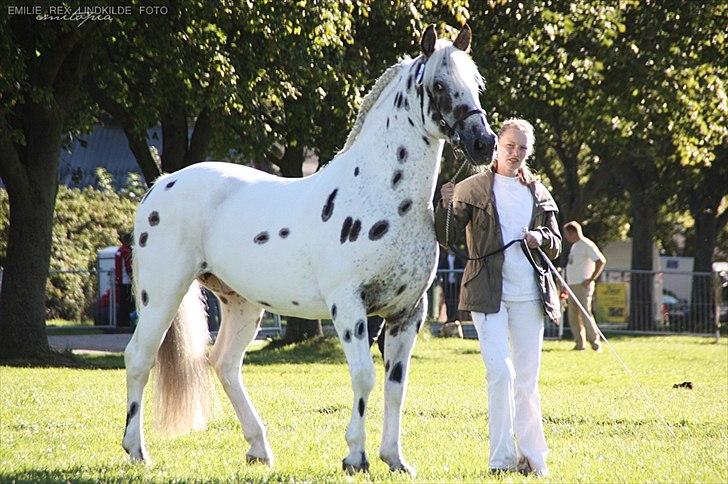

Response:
(434, 81), (444, 92)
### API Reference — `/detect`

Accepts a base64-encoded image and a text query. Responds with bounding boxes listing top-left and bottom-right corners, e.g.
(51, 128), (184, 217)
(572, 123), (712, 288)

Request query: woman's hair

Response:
(491, 118), (537, 184)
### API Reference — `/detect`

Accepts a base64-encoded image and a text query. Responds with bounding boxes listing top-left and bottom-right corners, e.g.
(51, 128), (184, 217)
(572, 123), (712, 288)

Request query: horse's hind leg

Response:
(208, 292), (272, 466)
(379, 297), (427, 476)
(122, 267), (197, 463)
(328, 291), (375, 474)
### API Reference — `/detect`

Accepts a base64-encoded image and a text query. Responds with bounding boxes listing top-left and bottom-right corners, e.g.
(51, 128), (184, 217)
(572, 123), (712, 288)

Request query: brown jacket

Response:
(435, 170), (562, 322)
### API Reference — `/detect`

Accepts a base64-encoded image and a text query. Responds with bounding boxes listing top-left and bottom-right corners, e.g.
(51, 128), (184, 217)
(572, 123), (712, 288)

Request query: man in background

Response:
(564, 221), (606, 351)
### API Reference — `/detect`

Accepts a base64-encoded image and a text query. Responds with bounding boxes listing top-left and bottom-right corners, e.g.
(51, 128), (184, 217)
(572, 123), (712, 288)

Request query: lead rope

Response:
(535, 246), (678, 439)
(444, 144), (470, 250)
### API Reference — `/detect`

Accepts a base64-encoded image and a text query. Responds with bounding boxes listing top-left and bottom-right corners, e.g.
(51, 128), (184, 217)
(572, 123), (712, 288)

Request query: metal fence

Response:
(596, 269), (725, 334)
(46, 268), (283, 337)
(43, 266), (727, 338)
(429, 268), (725, 338)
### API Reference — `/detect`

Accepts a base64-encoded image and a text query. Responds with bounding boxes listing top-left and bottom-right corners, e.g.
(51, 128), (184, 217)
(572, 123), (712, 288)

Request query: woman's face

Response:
(496, 128), (529, 176)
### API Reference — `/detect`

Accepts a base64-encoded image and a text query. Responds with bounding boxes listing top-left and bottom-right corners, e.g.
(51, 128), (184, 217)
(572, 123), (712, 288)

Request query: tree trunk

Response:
(0, 109), (63, 358)
(277, 143), (323, 342)
(689, 205), (724, 332)
(628, 190), (657, 330)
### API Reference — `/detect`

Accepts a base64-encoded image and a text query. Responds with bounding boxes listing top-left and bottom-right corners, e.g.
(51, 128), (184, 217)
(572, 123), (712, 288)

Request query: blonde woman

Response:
(436, 119), (561, 477)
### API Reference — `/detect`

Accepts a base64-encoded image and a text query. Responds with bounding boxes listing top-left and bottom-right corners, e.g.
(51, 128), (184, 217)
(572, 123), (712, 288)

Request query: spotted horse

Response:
(122, 24), (496, 475)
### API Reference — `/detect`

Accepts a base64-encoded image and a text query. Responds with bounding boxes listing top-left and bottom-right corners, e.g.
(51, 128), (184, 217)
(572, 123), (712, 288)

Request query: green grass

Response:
(1, 335), (726, 482)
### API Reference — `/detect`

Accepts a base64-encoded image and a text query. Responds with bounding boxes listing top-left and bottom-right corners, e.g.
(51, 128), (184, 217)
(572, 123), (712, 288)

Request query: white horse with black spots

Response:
(122, 24), (496, 475)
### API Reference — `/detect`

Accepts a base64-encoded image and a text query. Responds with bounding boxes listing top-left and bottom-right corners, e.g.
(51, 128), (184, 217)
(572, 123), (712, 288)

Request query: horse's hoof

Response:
(126, 447), (152, 465)
(389, 462), (416, 476)
(246, 453), (272, 467)
(342, 452), (369, 474)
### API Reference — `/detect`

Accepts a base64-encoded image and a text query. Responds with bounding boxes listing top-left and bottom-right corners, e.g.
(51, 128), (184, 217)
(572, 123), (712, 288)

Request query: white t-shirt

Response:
(493, 173), (540, 301)
(566, 238), (605, 284)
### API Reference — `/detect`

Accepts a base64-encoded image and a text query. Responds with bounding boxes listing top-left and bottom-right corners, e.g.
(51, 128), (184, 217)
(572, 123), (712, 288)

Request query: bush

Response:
(0, 169), (143, 320)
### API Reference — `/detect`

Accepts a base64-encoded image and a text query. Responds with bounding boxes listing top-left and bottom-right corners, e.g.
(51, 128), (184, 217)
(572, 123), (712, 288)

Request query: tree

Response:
(0, 18), (101, 357)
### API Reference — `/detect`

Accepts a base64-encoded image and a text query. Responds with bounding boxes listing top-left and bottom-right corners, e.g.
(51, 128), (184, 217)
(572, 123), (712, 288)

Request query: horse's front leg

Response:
(379, 296), (427, 476)
(329, 295), (375, 474)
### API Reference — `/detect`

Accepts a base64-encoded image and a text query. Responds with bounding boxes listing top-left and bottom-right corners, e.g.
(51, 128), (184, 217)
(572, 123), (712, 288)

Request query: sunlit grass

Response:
(1, 335), (726, 482)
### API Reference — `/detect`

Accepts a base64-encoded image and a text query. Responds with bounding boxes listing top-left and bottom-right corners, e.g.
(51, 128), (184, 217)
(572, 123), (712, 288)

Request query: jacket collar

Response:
(453, 169), (559, 213)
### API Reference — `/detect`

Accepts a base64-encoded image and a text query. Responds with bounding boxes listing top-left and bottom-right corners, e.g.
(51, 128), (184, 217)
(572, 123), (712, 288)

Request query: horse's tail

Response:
(153, 281), (215, 436)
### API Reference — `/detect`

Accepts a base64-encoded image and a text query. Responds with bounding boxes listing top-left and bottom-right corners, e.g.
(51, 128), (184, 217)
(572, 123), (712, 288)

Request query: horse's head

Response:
(419, 24), (496, 165)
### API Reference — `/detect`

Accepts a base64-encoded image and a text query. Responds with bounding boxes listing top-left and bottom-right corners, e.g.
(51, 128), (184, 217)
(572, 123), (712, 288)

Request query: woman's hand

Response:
(524, 230), (543, 249)
(440, 182), (455, 207)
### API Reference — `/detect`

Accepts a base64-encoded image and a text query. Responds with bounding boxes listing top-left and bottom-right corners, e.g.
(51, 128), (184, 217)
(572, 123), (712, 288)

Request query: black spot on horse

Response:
(392, 171), (403, 188)
(389, 324), (400, 337)
(454, 92), (460, 98)
(126, 401), (138, 429)
(331, 304), (337, 320)
(397, 146), (408, 162)
(219, 296), (228, 304)
(292, 301), (300, 306)
(258, 301), (271, 307)
(141, 290), (148, 306)
(354, 166), (360, 176)
(148, 211), (160, 226)
(416, 320), (422, 333)
(369, 220), (389, 240)
(279, 228), (290, 238)
(358, 398), (365, 417)
(349, 219), (362, 242)
(385, 360), (390, 372)
(139, 232), (148, 247)
(321, 189), (338, 222)
(389, 361), (403, 383)
(386, 118), (389, 129)
(472, 125), (478, 135)
(200, 261), (207, 269)
(355, 319), (366, 339)
(407, 75), (413, 90)
(398, 199), (412, 216)
(165, 180), (176, 190)
(408, 117), (414, 127)
(422, 136), (430, 146)
(396, 284), (407, 295)
(343, 329), (352, 342)
(254, 232), (269, 244)
(404, 98), (410, 110)
(340, 217), (353, 244)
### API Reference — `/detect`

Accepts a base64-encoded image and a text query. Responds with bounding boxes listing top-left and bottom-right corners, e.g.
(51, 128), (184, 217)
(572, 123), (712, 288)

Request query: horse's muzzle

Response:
(461, 128), (496, 165)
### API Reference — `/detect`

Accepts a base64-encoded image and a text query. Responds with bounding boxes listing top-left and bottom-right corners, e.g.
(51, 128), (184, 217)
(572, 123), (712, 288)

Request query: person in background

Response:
(436, 118), (561, 477)
(115, 231), (135, 327)
(563, 221), (606, 351)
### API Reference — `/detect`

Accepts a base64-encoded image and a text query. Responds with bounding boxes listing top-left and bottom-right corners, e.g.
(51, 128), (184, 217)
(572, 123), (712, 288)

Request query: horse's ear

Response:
(421, 24), (437, 57)
(453, 24), (471, 52)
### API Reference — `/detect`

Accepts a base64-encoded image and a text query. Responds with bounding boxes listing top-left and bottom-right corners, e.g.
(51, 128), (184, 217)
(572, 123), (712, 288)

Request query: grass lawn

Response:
(1, 334), (726, 482)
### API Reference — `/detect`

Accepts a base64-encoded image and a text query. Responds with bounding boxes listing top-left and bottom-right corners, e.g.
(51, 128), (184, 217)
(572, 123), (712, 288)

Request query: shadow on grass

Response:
(245, 336), (346, 365)
(0, 350), (125, 370)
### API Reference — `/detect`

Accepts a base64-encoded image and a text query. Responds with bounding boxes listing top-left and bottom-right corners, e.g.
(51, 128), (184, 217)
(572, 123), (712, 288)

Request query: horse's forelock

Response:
(425, 44), (484, 93)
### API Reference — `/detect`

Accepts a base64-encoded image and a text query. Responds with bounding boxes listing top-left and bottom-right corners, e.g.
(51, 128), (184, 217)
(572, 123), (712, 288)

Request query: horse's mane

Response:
(340, 59), (409, 153)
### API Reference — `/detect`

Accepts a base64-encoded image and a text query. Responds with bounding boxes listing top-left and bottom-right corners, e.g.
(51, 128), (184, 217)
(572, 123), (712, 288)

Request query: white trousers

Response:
(472, 300), (548, 471)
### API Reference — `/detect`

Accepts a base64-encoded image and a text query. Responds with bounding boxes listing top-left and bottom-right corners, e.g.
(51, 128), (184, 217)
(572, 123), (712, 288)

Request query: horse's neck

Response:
(348, 68), (444, 204)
